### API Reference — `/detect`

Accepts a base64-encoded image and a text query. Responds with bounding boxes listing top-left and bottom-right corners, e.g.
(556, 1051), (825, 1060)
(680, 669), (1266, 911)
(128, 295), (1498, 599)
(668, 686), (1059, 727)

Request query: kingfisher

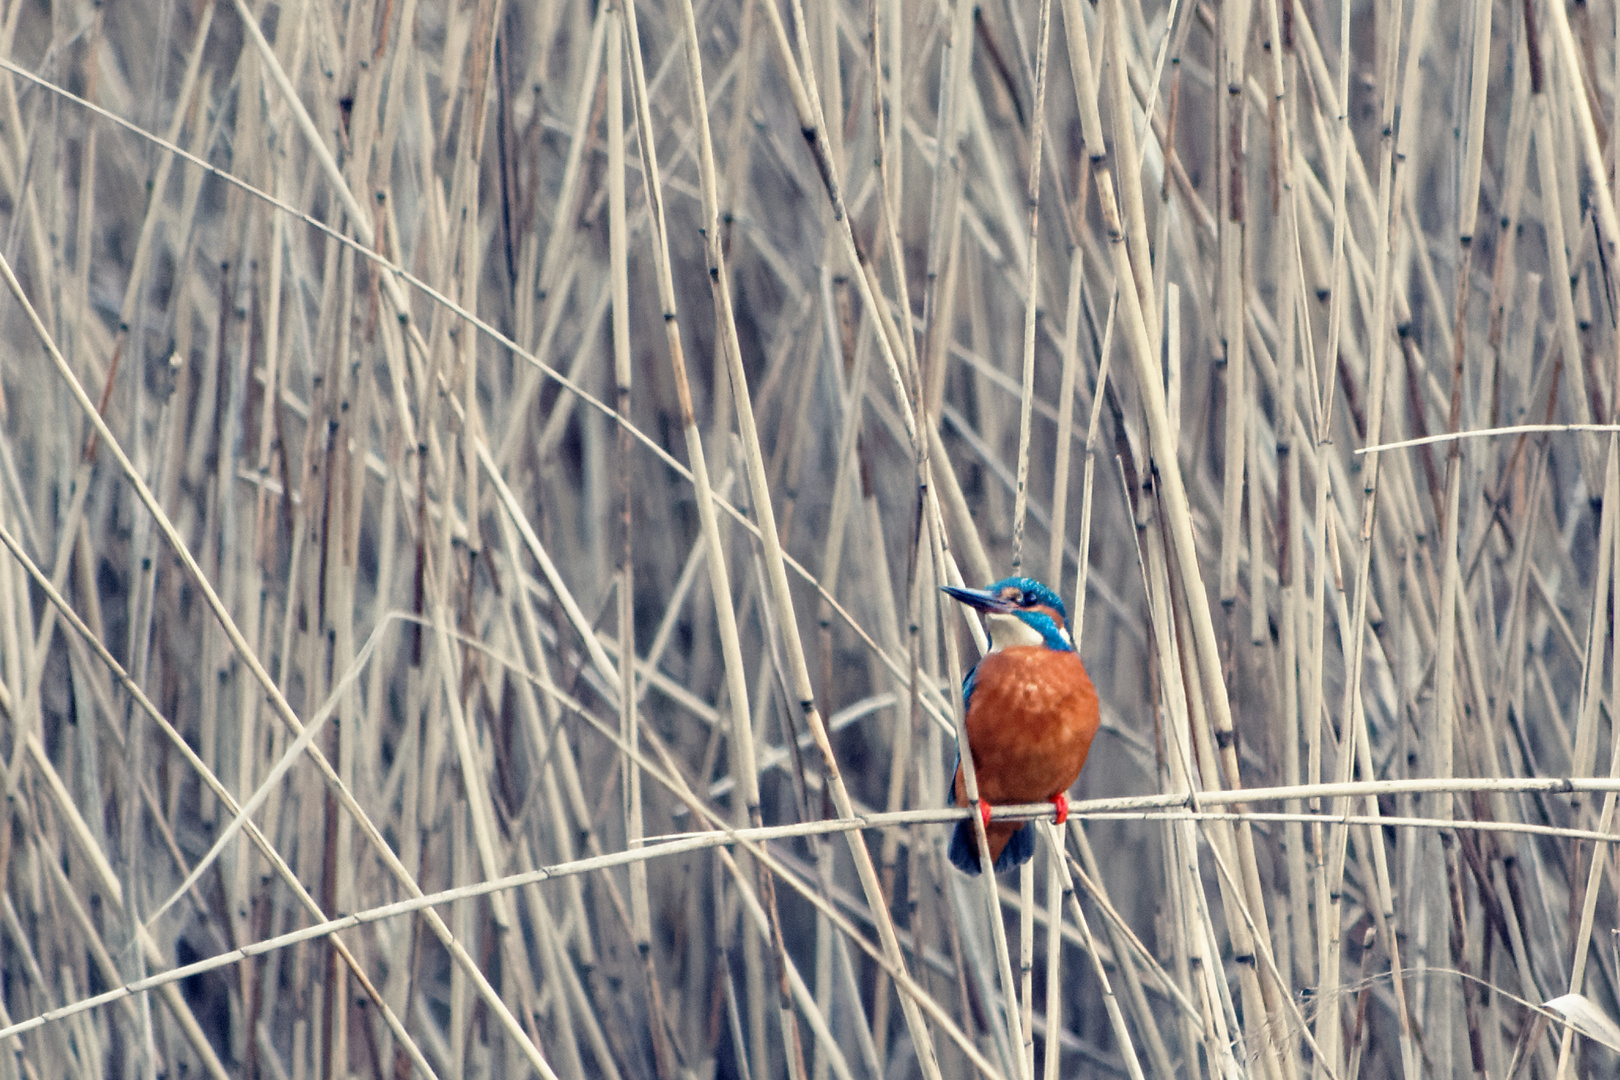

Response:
(942, 576), (1099, 875)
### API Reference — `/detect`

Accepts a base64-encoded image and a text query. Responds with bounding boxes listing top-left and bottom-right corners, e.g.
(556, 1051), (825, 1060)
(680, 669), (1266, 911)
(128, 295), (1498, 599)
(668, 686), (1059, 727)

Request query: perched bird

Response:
(943, 576), (1099, 875)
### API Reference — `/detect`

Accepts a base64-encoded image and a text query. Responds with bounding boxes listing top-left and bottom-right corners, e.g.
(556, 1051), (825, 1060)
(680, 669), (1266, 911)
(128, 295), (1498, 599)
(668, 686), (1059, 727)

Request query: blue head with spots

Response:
(942, 575), (1074, 652)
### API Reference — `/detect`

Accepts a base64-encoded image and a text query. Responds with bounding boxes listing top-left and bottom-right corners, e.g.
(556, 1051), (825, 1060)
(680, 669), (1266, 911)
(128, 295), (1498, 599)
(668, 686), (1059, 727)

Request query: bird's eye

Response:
(1021, 591), (1034, 605)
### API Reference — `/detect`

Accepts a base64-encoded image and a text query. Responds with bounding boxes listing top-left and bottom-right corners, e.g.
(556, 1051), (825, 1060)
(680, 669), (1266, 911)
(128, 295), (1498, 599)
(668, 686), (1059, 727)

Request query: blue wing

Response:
(944, 657), (1036, 874)
(946, 660), (974, 872)
(945, 660), (980, 803)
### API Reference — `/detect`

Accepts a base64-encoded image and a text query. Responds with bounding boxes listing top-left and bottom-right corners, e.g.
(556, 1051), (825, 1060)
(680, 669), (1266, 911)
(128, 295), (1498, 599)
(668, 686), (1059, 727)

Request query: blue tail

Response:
(948, 747), (1036, 874)
(948, 819), (1036, 875)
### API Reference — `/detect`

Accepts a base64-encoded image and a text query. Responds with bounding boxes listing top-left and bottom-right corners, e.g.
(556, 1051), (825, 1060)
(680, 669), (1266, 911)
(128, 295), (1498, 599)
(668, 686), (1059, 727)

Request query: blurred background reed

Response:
(3, 0), (1620, 1077)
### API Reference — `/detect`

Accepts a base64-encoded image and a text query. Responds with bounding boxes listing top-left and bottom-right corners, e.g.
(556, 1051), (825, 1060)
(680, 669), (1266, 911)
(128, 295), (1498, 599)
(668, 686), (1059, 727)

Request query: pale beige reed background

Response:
(0, 0), (1619, 1078)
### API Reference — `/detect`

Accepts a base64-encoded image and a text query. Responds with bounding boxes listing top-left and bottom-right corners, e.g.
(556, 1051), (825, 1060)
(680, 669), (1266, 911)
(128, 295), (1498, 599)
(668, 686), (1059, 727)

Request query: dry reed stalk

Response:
(12, 752), (1620, 1042)
(1555, 440), (1620, 1075)
(617, 2), (804, 1073)
(23, 594), (432, 1080)
(6, 153), (562, 1080)
(1009, 0), (1053, 575)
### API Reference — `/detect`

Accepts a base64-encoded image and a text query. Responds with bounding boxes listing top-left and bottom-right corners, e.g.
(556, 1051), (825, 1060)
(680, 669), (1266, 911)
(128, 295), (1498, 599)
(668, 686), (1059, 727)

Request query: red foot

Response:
(979, 801), (993, 828)
(1050, 792), (1069, 826)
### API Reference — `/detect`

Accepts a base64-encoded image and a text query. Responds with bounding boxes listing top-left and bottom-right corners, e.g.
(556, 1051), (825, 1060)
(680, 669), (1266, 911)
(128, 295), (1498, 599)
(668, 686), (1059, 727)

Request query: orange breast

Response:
(953, 646), (1099, 807)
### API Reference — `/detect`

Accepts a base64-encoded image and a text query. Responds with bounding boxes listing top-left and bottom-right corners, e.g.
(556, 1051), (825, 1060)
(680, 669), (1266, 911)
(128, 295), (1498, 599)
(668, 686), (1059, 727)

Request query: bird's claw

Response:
(979, 801), (993, 829)
(1050, 792), (1069, 826)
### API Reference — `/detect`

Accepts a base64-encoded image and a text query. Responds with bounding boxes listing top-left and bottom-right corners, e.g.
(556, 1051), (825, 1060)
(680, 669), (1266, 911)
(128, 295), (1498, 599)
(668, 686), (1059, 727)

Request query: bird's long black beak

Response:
(941, 584), (1012, 613)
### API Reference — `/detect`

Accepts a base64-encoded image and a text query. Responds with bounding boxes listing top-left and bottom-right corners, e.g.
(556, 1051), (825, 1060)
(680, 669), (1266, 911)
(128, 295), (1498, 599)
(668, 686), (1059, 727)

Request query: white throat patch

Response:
(985, 612), (1046, 652)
